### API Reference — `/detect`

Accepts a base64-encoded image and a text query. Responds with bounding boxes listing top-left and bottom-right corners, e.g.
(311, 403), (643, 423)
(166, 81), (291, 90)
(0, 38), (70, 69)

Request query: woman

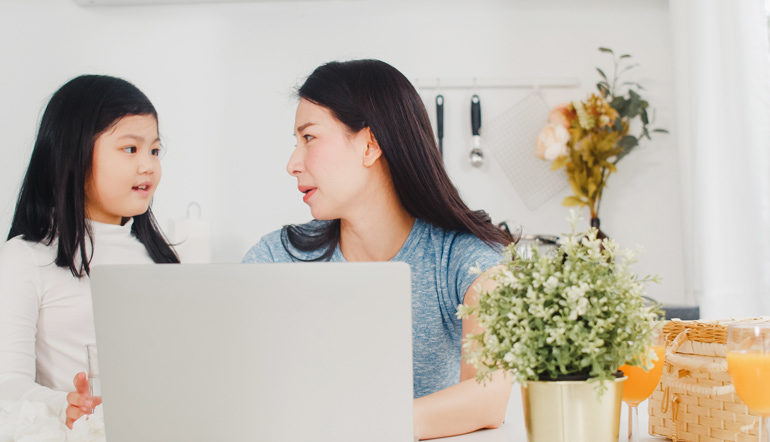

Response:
(243, 59), (515, 439)
(0, 75), (179, 428)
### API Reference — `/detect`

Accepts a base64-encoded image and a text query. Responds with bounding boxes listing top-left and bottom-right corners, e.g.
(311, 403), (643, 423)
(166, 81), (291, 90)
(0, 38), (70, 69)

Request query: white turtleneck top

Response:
(0, 219), (154, 416)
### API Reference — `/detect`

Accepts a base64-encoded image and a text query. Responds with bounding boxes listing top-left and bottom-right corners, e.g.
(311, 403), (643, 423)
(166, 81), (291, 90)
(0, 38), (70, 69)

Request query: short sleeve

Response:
(447, 234), (502, 306)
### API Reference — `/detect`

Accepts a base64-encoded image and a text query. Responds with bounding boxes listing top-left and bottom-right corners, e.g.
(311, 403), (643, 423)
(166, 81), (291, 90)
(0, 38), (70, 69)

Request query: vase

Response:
(590, 217), (608, 240)
(521, 376), (625, 442)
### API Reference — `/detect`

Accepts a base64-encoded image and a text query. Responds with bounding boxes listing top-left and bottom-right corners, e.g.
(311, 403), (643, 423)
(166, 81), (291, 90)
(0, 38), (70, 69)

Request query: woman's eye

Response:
(123, 146), (137, 154)
(303, 134), (314, 142)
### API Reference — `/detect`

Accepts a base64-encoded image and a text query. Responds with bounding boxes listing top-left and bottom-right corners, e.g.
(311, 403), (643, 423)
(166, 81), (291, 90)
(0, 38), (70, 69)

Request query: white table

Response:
(3, 390), (666, 441)
(435, 392), (666, 441)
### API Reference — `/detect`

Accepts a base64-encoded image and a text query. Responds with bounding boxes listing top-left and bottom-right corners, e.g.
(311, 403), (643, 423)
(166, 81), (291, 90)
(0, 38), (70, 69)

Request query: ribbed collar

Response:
(88, 218), (135, 240)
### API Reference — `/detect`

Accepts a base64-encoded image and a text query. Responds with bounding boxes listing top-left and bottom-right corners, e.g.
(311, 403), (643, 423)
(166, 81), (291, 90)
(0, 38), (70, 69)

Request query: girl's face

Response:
(288, 99), (372, 220)
(85, 114), (162, 224)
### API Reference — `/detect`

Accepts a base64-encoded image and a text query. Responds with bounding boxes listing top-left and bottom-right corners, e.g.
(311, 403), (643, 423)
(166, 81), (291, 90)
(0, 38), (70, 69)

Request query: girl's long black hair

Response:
(8, 75), (179, 276)
(283, 59), (513, 261)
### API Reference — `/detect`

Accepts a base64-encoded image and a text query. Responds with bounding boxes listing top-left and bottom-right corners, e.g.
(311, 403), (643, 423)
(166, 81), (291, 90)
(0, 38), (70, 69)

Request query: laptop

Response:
(89, 263), (414, 442)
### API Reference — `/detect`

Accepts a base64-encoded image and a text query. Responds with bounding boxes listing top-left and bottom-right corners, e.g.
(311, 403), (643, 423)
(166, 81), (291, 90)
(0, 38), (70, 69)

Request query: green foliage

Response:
(457, 212), (663, 388)
(595, 48), (666, 166)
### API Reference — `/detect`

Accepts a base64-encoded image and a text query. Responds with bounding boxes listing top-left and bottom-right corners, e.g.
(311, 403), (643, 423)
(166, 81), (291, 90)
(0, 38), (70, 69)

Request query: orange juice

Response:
(619, 345), (665, 405)
(727, 352), (770, 416)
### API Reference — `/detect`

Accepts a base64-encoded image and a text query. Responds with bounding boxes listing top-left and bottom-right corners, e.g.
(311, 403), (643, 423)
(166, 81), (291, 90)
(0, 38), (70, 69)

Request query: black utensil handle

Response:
(471, 94), (481, 136)
(436, 95), (444, 140)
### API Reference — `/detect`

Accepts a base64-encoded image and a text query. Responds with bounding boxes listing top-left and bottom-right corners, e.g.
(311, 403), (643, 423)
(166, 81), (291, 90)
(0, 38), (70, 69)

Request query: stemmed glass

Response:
(727, 322), (770, 441)
(619, 330), (665, 442)
(86, 344), (102, 413)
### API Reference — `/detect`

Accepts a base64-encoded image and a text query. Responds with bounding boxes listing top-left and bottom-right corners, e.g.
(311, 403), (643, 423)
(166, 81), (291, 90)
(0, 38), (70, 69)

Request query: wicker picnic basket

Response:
(648, 318), (769, 442)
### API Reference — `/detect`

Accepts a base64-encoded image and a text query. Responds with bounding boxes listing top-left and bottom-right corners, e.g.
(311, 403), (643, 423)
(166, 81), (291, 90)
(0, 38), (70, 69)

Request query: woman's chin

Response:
(309, 207), (336, 221)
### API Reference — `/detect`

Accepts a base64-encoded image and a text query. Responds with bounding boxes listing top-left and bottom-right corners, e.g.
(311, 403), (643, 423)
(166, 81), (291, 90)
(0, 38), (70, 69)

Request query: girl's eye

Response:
(123, 146), (137, 154)
(151, 148), (161, 156)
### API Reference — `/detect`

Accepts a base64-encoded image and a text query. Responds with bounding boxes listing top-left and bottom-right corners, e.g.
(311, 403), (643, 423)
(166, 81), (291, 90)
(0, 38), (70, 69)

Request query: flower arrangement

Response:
(457, 212), (662, 387)
(536, 47), (668, 221)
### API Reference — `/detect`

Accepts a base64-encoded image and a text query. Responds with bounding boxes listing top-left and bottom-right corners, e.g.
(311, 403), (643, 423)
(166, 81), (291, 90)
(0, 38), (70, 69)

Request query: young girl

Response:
(243, 60), (515, 439)
(0, 75), (179, 428)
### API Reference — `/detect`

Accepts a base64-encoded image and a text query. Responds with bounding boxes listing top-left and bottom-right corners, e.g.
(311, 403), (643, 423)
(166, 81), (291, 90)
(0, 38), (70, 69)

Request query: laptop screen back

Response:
(90, 262), (413, 442)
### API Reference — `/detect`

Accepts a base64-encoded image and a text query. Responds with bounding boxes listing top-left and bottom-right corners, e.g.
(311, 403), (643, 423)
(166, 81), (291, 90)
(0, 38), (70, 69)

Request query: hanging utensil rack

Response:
(413, 77), (580, 90)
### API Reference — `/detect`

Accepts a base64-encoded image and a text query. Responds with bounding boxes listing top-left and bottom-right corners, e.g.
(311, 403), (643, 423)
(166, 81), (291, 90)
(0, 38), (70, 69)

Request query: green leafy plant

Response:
(457, 212), (662, 387)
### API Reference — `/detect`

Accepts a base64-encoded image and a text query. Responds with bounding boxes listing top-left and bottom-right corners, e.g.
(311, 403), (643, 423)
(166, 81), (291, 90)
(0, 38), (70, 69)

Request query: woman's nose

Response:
(286, 147), (305, 177)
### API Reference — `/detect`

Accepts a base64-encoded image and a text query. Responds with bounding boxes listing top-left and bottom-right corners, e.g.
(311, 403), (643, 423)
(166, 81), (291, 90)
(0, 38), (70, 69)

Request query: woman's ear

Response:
(361, 127), (383, 168)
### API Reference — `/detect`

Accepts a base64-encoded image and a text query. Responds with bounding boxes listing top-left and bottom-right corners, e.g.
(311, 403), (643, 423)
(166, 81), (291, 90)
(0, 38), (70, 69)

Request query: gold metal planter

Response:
(521, 376), (625, 442)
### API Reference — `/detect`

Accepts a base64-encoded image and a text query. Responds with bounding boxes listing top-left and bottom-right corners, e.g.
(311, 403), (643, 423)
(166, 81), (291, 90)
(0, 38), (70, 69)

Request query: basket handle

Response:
(661, 329), (733, 396)
(665, 329), (729, 374)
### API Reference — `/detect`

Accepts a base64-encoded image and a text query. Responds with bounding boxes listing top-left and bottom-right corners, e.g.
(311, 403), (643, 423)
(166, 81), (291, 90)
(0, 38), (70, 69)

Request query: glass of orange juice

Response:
(619, 329), (665, 442)
(727, 322), (770, 442)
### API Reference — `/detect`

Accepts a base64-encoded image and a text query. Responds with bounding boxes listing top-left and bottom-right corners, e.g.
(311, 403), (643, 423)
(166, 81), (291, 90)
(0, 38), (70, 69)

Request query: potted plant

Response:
(458, 212), (662, 442)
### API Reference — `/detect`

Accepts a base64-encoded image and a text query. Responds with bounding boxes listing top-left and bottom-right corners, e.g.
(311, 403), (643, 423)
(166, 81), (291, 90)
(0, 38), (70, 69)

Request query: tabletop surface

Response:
(434, 393), (664, 441)
(1, 386), (666, 441)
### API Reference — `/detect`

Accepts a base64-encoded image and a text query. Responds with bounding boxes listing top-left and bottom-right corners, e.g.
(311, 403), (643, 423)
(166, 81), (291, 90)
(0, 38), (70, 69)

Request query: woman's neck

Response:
(338, 192), (414, 262)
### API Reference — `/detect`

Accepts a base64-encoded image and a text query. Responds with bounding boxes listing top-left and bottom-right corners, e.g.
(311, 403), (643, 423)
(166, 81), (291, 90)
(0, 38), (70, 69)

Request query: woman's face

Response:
(85, 114), (162, 224)
(288, 98), (372, 220)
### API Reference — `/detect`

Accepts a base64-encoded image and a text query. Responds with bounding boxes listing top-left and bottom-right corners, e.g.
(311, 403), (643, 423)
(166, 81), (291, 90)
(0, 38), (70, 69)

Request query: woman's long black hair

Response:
(7, 75), (179, 276)
(283, 59), (513, 261)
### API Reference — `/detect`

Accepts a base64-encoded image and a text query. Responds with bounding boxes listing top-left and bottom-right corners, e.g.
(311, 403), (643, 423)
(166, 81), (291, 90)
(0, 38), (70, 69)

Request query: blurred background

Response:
(0, 0), (767, 318)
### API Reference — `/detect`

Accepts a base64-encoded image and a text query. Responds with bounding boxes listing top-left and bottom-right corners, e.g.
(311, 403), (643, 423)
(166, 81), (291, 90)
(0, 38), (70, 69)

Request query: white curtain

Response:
(670, 0), (770, 319)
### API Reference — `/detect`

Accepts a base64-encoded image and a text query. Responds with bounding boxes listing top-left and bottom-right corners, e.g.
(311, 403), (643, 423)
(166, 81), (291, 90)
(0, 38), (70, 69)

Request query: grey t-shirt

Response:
(242, 218), (501, 398)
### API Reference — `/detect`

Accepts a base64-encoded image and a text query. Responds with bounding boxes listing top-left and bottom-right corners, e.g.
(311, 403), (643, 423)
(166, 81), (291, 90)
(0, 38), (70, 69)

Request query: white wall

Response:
(0, 0), (685, 304)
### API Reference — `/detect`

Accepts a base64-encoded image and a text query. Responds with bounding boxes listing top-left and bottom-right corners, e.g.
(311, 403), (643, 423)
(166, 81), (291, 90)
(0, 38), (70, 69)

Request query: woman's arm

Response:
(413, 266), (513, 440)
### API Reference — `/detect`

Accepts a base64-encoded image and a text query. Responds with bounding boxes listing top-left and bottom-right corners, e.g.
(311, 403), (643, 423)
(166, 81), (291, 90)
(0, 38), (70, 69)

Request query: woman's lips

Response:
(302, 188), (317, 203)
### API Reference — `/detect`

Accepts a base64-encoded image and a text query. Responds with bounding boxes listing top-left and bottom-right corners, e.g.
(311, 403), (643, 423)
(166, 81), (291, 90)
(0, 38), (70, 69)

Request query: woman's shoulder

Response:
(417, 219), (501, 253)
(242, 229), (282, 263)
(415, 219), (502, 273)
(242, 220), (334, 263)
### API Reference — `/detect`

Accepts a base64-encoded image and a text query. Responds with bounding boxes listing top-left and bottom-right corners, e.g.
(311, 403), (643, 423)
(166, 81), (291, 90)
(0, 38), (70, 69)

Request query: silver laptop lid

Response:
(90, 263), (413, 442)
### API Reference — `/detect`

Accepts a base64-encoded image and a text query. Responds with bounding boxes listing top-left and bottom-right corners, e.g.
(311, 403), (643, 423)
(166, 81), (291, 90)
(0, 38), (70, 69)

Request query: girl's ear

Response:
(362, 128), (383, 168)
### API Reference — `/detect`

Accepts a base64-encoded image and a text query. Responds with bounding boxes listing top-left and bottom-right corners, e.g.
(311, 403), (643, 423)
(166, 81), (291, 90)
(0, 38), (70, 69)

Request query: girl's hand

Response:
(65, 372), (102, 429)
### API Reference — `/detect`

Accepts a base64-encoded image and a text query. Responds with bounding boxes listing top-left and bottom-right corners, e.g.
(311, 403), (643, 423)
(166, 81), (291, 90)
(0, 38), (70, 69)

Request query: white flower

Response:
(498, 269), (519, 288)
(564, 282), (588, 303)
(576, 297), (590, 316)
(535, 123), (570, 161)
(532, 271), (547, 288)
(581, 236), (602, 252)
(543, 276), (559, 293)
(528, 303), (546, 318)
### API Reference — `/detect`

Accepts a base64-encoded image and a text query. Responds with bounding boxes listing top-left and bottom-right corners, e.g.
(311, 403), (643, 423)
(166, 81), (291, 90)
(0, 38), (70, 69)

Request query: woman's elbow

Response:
(485, 399), (508, 429)
(483, 381), (513, 429)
